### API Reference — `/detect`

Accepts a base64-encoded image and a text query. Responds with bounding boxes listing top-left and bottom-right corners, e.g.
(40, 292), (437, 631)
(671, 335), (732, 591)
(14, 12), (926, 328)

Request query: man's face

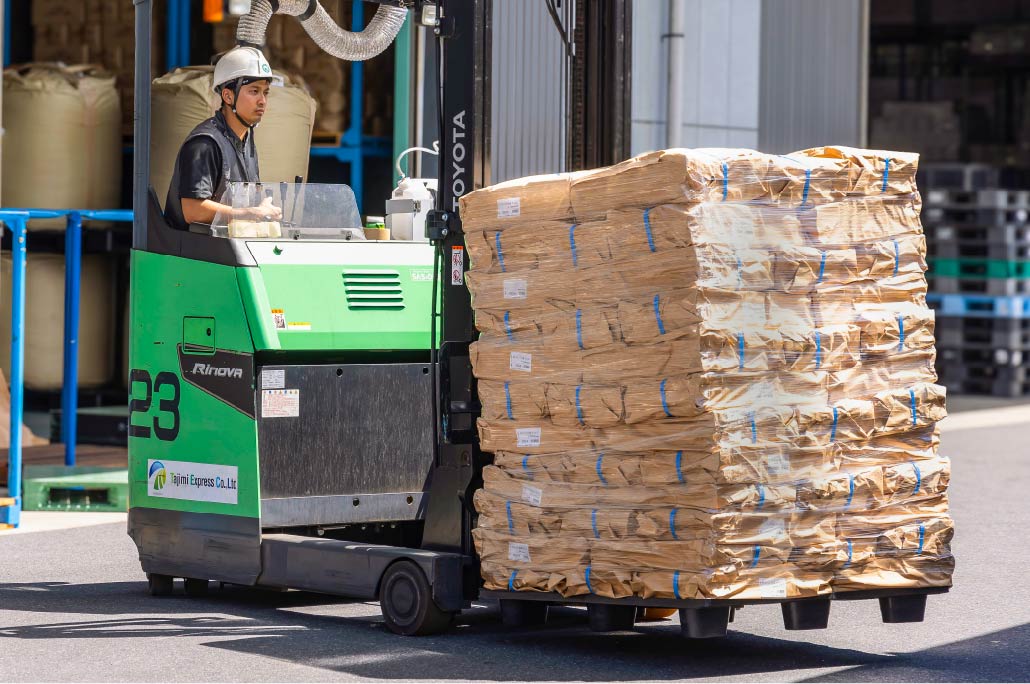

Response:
(224, 80), (270, 122)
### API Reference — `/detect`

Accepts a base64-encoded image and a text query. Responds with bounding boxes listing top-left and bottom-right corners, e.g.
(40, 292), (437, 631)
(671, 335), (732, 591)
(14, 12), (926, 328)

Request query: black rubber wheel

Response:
(379, 560), (454, 636)
(147, 573), (174, 597)
(184, 578), (210, 597)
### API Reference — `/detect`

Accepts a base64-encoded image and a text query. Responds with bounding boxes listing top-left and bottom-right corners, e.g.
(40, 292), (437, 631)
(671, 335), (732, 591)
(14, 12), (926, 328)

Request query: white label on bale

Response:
(503, 279), (528, 299)
(521, 483), (543, 506)
(508, 542), (531, 563)
(516, 428), (541, 448)
(451, 246), (465, 286)
(497, 197), (521, 218)
(757, 517), (788, 542)
(509, 352), (532, 372)
(262, 389), (300, 418)
(261, 368), (285, 389)
(765, 452), (791, 476)
(758, 577), (788, 599)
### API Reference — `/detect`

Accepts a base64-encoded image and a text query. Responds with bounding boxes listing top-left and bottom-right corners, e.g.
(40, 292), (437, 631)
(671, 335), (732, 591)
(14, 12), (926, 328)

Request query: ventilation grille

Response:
(343, 270), (404, 309)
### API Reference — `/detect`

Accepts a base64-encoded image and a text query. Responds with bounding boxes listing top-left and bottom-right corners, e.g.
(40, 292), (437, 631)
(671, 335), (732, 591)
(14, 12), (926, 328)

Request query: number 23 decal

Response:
(129, 369), (180, 441)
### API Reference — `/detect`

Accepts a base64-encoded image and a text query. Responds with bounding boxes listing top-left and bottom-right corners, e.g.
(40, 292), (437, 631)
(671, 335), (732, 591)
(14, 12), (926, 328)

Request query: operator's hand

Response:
(247, 196), (283, 221)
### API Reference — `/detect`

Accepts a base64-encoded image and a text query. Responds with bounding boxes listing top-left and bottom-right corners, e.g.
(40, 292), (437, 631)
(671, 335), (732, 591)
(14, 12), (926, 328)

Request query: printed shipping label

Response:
(503, 279), (528, 299)
(451, 246), (465, 286)
(147, 459), (238, 505)
(757, 517), (788, 541)
(261, 368), (285, 389)
(758, 577), (788, 599)
(509, 352), (532, 372)
(262, 389), (300, 418)
(271, 308), (286, 330)
(508, 542), (531, 563)
(765, 452), (791, 476)
(516, 428), (541, 448)
(521, 483), (543, 506)
(497, 197), (521, 219)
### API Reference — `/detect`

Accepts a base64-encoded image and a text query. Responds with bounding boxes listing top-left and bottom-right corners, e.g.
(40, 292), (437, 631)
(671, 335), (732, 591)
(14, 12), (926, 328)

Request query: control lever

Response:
(289, 175), (303, 228)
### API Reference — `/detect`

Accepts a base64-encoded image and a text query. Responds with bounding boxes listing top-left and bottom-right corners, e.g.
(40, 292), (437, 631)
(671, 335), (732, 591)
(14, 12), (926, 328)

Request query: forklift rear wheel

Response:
(379, 561), (454, 636)
(184, 578), (210, 597)
(147, 573), (174, 597)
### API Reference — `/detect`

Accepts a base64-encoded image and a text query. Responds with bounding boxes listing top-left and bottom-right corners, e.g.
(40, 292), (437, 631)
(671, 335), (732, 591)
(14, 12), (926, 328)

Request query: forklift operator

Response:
(165, 46), (284, 231)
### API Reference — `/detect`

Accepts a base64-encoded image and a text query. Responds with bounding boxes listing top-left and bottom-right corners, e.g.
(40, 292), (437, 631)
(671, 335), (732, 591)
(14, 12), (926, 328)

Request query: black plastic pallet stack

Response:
(921, 164), (1030, 396)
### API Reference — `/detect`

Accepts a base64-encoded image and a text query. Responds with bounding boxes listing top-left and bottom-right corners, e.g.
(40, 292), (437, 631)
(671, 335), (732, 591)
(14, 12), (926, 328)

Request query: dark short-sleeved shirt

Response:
(165, 110), (260, 231)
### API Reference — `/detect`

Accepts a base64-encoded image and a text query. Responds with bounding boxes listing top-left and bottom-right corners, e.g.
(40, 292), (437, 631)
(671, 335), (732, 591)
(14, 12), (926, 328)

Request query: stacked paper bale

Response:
(461, 147), (954, 601)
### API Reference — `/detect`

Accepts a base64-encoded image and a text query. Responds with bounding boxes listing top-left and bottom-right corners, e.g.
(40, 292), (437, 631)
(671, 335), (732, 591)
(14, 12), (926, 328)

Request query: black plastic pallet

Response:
(925, 223), (1030, 245)
(936, 316), (1030, 349)
(918, 164), (999, 191)
(0, 226), (132, 255)
(482, 587), (946, 637)
(936, 363), (1030, 397)
(928, 240), (1030, 261)
(928, 275), (1030, 296)
(938, 346), (1028, 367)
(923, 206), (1030, 227)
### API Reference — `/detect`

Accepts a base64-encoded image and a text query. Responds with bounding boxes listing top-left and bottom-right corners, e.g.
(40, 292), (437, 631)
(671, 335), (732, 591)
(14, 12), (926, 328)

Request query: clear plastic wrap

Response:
(459, 146), (952, 601)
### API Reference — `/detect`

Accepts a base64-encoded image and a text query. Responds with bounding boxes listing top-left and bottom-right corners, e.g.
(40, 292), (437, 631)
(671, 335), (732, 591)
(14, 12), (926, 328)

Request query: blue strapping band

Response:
(591, 509), (600, 539)
(817, 251), (827, 284)
(898, 314), (905, 352)
(831, 406), (839, 442)
(893, 238), (900, 276)
(509, 570), (517, 591)
(845, 474), (855, 510)
(673, 570), (682, 600)
(910, 389), (917, 426)
(653, 294), (666, 335)
(802, 168), (812, 205)
(722, 162), (729, 201)
(660, 378), (672, 418)
(643, 208), (656, 252)
(575, 308), (584, 350)
(595, 453), (608, 485)
(503, 311), (514, 341)
(568, 224), (579, 267)
(917, 524), (925, 555)
(749, 411), (757, 444)
(669, 508), (679, 540)
(815, 331), (822, 369)
(844, 540), (853, 569)
(911, 461), (922, 495)
(756, 483), (766, 510)
(749, 545), (761, 569)
(882, 158), (891, 193)
(675, 450), (685, 484)
(504, 382), (513, 420)
(506, 501), (514, 534)
(584, 565), (594, 594)
(575, 385), (585, 426)
(522, 454), (531, 477)
(495, 232), (507, 272)
(738, 332), (745, 369)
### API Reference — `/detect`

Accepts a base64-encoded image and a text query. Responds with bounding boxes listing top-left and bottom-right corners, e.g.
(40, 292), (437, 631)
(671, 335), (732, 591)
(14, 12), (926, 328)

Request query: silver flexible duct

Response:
(236, 0), (407, 62)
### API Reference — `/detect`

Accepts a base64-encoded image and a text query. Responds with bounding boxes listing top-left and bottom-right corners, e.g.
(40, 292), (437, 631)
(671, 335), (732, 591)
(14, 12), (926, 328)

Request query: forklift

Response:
(128, 0), (943, 637)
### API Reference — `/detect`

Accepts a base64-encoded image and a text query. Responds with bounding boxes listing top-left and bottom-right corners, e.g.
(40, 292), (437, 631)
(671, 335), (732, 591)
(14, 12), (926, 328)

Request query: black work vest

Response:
(164, 110), (260, 231)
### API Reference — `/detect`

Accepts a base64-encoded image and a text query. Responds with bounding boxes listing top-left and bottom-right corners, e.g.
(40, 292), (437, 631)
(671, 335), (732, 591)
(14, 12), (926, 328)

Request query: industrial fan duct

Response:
(236, 0), (407, 61)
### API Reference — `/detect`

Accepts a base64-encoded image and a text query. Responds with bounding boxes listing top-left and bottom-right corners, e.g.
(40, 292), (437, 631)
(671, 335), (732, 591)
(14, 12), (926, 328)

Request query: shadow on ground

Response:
(6, 580), (1019, 681)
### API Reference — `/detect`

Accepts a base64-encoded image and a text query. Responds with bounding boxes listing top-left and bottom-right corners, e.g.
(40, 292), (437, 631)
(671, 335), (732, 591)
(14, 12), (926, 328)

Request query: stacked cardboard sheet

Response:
(461, 146), (954, 601)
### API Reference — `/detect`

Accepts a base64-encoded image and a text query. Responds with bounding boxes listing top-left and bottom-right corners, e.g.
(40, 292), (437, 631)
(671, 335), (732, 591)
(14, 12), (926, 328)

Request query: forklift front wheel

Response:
(147, 573), (174, 597)
(379, 560), (454, 636)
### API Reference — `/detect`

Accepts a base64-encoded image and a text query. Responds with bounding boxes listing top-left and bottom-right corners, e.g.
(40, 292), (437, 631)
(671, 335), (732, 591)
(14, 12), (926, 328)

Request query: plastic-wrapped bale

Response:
(1, 64), (121, 229)
(461, 145), (953, 601)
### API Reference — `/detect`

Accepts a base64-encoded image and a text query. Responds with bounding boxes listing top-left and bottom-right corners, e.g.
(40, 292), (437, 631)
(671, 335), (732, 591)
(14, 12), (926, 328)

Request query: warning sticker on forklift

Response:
(497, 197), (521, 219)
(503, 279), (527, 299)
(508, 542), (531, 563)
(262, 389), (300, 418)
(758, 577), (787, 599)
(271, 308), (286, 330)
(451, 246), (464, 285)
(509, 352), (532, 372)
(261, 368), (285, 389)
(516, 428), (541, 448)
(287, 322), (311, 331)
(521, 483), (543, 506)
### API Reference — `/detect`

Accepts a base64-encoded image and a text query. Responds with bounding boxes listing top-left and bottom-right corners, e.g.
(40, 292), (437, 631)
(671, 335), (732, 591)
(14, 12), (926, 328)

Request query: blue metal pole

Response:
(4, 216), (27, 528)
(62, 212), (82, 467)
(3, 0), (11, 68)
(166, 0), (178, 72)
(347, 1), (364, 147)
(180, 0), (191, 67)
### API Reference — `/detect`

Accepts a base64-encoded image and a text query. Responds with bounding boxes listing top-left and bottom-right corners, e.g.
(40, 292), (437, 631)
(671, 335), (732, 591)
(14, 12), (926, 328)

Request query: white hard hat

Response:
(212, 46), (283, 93)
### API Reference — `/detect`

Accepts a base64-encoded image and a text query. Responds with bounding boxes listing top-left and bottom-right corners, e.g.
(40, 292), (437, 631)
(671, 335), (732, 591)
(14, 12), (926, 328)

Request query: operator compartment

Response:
(215, 183), (438, 530)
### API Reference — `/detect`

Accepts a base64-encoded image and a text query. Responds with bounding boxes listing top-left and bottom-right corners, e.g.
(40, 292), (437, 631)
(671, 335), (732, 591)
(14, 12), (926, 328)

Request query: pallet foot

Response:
(879, 594), (927, 623)
(587, 604), (636, 632)
(499, 599), (549, 627)
(679, 606), (730, 638)
(781, 598), (831, 630)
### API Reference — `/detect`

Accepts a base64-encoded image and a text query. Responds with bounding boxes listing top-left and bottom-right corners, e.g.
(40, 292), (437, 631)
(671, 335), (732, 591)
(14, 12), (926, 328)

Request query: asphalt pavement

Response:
(1, 408), (1028, 682)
